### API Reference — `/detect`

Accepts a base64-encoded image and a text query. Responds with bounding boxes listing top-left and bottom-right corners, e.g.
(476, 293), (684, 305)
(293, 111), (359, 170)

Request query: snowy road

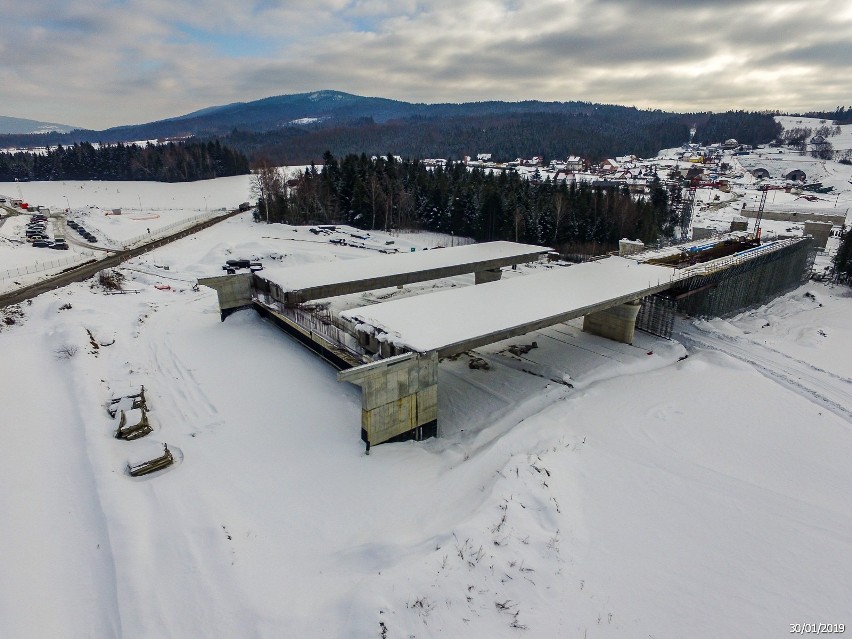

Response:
(678, 320), (852, 424)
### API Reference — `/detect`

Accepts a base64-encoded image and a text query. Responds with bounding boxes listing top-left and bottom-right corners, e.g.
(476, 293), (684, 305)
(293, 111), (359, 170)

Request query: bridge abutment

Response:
(338, 352), (439, 451)
(582, 299), (642, 344)
(198, 273), (254, 320)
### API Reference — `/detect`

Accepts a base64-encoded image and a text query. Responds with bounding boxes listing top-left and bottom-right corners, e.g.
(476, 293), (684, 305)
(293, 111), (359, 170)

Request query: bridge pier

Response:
(338, 352), (439, 451)
(582, 299), (642, 344)
(475, 268), (502, 284)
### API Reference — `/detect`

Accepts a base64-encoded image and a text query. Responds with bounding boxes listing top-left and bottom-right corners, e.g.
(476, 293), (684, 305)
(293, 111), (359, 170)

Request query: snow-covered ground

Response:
(1, 141), (851, 635)
(1, 172), (851, 637)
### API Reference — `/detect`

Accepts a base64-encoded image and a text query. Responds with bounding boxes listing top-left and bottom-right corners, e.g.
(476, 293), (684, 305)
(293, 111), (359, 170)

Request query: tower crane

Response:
(754, 185), (768, 242)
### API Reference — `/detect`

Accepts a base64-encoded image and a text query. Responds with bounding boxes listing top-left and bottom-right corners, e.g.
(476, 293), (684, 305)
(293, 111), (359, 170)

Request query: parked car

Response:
(32, 240), (51, 248)
(67, 220), (79, 229)
(50, 241), (69, 250)
(85, 234), (97, 242)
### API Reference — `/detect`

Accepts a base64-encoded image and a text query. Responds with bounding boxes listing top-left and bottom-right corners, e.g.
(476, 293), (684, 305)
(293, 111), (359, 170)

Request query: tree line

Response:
(0, 140), (249, 182)
(226, 110), (781, 166)
(254, 152), (681, 256)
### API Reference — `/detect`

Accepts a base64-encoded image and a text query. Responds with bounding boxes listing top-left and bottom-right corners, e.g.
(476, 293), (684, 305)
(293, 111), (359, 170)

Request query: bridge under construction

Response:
(201, 234), (815, 451)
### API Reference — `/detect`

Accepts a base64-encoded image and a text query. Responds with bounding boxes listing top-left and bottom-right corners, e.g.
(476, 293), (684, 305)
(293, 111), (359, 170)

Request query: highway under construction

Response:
(201, 233), (816, 451)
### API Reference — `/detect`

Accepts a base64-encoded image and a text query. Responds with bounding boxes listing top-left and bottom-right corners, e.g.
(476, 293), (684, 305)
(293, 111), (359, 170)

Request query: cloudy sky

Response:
(2, 0), (850, 130)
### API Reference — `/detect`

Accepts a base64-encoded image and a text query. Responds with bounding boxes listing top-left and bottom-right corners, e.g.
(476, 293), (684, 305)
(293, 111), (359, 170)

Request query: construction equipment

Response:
(754, 186), (768, 242)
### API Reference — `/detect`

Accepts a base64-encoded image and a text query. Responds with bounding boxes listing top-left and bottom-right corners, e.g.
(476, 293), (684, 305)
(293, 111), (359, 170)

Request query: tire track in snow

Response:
(679, 324), (852, 424)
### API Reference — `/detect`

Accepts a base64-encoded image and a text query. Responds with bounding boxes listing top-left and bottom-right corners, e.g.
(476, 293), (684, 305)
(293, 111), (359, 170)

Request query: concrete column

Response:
(198, 273), (254, 320)
(338, 351), (439, 449)
(475, 268), (502, 284)
(582, 299), (642, 344)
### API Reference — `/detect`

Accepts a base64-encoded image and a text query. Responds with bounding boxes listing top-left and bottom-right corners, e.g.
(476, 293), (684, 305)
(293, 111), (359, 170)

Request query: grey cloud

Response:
(0, 0), (850, 128)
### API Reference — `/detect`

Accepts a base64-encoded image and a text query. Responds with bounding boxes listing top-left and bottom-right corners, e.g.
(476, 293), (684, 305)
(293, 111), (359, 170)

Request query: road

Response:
(678, 320), (852, 423)
(0, 208), (244, 308)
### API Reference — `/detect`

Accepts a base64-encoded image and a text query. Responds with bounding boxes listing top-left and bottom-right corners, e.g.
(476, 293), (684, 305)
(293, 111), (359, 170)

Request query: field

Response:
(0, 150), (850, 637)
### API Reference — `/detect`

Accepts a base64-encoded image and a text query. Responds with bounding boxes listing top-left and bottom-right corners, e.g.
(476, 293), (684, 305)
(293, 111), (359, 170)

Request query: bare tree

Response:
(250, 160), (284, 223)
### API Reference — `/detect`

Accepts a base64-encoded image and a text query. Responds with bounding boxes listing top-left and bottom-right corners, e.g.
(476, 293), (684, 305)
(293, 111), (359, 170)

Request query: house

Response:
(565, 156), (585, 172)
(477, 153), (492, 161)
(599, 159), (619, 173)
(810, 135), (826, 146)
(722, 138), (738, 150)
(683, 167), (704, 182)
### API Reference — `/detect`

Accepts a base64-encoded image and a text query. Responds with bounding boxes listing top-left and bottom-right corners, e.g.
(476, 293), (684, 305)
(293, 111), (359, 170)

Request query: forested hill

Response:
(222, 109), (780, 165)
(0, 91), (781, 165)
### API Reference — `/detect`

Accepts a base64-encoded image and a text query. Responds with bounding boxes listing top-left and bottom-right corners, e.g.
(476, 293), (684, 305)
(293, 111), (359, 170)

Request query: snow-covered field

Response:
(1, 174), (851, 638)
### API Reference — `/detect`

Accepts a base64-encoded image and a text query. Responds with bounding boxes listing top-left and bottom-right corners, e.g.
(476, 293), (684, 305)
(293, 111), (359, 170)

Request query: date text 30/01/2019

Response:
(790, 624), (845, 635)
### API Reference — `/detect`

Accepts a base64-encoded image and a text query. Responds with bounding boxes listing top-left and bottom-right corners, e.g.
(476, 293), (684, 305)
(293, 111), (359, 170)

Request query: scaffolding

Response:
(636, 294), (677, 339)
(671, 238), (815, 318)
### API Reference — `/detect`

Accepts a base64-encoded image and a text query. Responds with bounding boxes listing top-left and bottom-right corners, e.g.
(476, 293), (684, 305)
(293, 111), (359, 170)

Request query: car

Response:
(67, 221), (79, 229)
(54, 235), (65, 243)
(32, 240), (51, 248)
(26, 230), (46, 238)
(50, 241), (69, 250)
(76, 227), (88, 235)
(85, 234), (97, 242)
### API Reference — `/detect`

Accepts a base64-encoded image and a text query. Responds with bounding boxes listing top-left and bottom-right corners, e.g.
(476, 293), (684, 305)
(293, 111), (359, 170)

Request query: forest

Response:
(225, 110), (781, 166)
(0, 140), (250, 182)
(255, 152), (681, 256)
(0, 105), (781, 168)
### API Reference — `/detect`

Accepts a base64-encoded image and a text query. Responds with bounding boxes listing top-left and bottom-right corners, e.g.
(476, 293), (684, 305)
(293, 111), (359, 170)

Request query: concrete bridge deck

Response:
(257, 240), (550, 304)
(341, 256), (688, 357)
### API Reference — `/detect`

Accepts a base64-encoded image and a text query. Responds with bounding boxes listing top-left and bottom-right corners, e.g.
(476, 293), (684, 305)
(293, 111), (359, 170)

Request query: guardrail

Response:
(678, 238), (806, 278)
(0, 249), (97, 281)
(113, 209), (231, 249)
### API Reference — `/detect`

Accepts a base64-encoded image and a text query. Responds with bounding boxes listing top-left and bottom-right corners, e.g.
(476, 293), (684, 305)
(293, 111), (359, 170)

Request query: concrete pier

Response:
(474, 267), (503, 284)
(582, 299), (642, 344)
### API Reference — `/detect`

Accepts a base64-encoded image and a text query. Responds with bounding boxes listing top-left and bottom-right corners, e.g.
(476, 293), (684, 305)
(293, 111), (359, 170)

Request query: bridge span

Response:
(201, 234), (814, 451)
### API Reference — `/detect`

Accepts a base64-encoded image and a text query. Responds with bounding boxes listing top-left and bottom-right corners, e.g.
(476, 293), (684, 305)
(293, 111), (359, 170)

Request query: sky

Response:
(1, 0), (851, 130)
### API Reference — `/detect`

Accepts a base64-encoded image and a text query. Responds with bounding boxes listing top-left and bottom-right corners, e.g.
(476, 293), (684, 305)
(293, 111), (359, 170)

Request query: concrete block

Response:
(619, 239), (645, 256)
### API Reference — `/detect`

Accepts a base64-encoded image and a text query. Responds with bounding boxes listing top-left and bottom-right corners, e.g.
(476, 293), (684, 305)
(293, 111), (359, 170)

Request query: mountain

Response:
(0, 115), (77, 135)
(0, 91), (783, 165)
(34, 90), (651, 143)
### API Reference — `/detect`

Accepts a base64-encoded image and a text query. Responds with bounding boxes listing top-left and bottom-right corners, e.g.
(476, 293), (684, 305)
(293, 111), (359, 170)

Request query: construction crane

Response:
(754, 185), (768, 242)
(679, 180), (698, 242)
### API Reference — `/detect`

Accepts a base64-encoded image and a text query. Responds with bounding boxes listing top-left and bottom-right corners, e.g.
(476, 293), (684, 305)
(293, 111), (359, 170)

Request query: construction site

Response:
(201, 218), (816, 451)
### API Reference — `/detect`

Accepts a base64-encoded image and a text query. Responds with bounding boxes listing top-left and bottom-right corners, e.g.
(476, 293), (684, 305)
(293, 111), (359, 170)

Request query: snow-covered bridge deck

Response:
(341, 256), (688, 357)
(257, 241), (549, 304)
